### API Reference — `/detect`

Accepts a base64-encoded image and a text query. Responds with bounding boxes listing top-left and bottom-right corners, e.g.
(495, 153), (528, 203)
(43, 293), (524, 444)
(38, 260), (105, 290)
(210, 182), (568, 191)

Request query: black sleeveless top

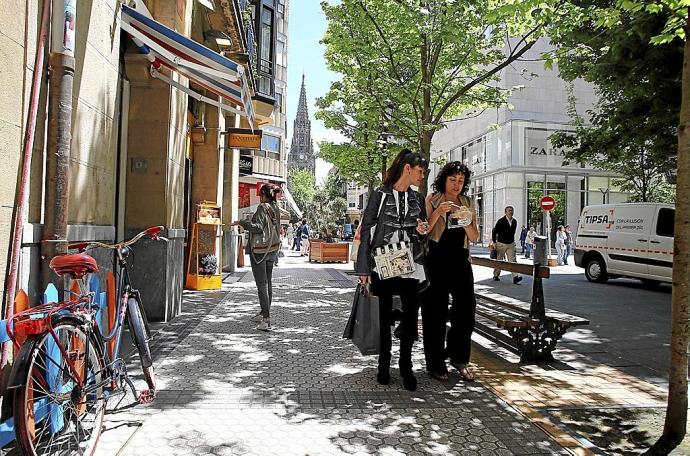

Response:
(429, 217), (469, 261)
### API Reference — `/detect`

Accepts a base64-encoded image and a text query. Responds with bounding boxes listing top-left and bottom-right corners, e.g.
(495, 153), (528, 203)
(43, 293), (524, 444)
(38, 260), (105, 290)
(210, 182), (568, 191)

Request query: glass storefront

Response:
(472, 172), (626, 245)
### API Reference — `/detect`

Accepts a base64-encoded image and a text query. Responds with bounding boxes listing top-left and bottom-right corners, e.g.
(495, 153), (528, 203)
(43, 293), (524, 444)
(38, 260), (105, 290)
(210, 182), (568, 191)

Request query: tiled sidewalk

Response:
(96, 262), (569, 455)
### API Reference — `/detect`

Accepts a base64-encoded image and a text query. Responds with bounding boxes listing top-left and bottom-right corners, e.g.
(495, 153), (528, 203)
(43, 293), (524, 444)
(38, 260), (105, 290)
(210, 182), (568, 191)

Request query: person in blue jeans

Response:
(524, 226), (536, 259)
(563, 225), (573, 265)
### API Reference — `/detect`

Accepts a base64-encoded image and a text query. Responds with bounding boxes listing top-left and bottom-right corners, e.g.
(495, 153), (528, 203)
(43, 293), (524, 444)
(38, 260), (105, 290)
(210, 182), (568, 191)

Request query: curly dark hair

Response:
(431, 161), (472, 195)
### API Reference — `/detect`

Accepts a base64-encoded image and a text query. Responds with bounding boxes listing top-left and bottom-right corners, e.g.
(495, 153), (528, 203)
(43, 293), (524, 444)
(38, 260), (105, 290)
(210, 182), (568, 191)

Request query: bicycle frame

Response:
(8, 226), (162, 404)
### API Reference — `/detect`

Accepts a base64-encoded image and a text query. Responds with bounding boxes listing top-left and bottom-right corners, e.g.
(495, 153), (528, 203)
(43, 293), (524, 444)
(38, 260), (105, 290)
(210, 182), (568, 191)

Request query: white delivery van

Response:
(574, 203), (674, 285)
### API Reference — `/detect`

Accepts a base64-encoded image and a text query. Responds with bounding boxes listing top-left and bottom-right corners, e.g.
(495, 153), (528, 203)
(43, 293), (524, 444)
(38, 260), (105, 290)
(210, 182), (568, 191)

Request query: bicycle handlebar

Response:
(68, 226), (165, 252)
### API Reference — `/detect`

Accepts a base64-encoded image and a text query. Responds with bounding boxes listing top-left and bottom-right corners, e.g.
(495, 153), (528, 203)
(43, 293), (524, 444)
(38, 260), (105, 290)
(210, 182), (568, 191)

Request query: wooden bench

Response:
(309, 240), (350, 263)
(469, 256), (589, 363)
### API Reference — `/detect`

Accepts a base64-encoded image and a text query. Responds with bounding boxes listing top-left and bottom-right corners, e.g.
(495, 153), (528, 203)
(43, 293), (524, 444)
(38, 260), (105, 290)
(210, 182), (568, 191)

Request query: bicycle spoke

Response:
(16, 320), (106, 456)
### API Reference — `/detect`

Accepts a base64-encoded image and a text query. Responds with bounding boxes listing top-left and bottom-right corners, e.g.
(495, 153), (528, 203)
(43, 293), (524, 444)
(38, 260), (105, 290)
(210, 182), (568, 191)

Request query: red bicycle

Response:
(4, 226), (164, 455)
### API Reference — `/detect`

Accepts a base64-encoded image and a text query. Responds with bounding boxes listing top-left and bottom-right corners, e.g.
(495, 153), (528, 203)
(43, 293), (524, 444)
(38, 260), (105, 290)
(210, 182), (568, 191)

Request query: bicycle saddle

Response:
(49, 253), (99, 278)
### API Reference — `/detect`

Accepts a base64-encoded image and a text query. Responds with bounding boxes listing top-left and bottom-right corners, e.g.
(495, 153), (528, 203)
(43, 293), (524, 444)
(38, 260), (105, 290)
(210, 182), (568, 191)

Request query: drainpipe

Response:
(41, 0), (76, 293)
(1, 0), (52, 369)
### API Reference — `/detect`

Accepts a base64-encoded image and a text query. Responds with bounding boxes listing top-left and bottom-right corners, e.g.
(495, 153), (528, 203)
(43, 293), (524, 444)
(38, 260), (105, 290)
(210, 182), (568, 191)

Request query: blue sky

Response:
(286, 0), (345, 183)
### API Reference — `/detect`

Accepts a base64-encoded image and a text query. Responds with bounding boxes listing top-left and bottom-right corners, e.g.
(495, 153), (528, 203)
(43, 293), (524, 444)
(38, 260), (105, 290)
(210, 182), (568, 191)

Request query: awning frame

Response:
(121, 2), (255, 124)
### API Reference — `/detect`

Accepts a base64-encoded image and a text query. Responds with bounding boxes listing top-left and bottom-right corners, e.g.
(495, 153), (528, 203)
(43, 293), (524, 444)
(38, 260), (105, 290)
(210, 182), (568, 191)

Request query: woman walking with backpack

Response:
(356, 149), (429, 391)
(232, 184), (282, 331)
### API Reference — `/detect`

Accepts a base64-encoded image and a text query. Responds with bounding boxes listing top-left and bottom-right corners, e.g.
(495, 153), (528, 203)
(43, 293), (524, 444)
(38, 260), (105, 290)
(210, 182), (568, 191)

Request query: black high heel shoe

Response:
(377, 369), (391, 385)
(401, 371), (417, 391)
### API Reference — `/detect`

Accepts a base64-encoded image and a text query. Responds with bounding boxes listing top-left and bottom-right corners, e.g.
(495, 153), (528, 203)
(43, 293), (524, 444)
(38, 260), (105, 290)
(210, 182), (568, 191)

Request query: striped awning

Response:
(121, 3), (255, 124)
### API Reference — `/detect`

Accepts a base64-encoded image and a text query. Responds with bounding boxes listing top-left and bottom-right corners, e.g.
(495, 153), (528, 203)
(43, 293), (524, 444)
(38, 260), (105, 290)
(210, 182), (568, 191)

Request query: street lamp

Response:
(598, 187), (609, 204)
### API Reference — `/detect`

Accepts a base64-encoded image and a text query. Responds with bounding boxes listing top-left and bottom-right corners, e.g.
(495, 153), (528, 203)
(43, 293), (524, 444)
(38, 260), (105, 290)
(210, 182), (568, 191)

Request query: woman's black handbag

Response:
(343, 284), (380, 355)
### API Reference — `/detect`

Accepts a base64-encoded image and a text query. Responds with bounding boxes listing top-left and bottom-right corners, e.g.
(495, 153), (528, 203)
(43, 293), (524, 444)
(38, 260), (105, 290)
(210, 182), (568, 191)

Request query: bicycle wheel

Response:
(13, 315), (106, 456)
(126, 297), (155, 391)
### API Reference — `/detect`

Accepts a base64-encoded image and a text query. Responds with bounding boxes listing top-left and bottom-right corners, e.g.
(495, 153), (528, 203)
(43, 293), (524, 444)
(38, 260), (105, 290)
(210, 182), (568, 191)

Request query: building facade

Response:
(0, 0), (286, 322)
(429, 39), (628, 245)
(345, 182), (369, 223)
(287, 75), (316, 179)
(236, 0), (293, 222)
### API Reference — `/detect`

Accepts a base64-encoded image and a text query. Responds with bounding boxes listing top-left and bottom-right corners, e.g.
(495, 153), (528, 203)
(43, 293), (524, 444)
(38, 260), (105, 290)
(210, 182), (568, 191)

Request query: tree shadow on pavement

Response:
(109, 267), (568, 455)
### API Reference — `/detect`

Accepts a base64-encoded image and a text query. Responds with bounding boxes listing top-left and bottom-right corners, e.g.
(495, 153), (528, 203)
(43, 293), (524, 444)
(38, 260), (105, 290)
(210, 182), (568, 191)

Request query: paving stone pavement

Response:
(95, 264), (571, 455)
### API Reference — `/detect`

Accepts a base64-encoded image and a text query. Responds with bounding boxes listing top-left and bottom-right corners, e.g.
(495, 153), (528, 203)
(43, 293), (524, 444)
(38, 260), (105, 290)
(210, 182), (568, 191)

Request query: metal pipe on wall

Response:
(1, 0), (52, 369)
(41, 0), (76, 292)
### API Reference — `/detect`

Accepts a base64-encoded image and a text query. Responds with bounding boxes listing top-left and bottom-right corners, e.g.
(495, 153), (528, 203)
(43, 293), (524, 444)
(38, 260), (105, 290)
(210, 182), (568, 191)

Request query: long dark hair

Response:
(382, 148), (428, 186)
(432, 161), (472, 195)
(260, 183), (281, 203)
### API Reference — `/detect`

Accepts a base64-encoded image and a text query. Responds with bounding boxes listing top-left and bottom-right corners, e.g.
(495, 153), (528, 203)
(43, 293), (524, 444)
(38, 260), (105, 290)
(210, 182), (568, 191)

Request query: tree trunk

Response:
(419, 131), (433, 196)
(645, 12), (690, 455)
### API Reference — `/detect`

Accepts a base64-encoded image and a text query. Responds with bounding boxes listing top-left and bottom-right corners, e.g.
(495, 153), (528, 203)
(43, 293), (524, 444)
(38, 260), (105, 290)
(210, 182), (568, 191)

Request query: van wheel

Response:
(585, 258), (608, 283)
(640, 279), (661, 288)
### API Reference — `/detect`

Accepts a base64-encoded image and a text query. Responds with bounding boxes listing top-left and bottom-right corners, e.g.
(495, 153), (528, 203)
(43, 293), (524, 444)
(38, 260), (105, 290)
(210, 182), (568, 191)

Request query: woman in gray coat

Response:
(232, 184), (282, 331)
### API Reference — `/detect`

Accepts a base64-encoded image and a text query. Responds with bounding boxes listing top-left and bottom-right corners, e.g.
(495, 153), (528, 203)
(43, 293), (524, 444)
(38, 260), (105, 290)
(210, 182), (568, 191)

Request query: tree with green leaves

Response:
(598, 1), (689, 453)
(549, 4), (681, 202)
(320, 0), (582, 192)
(316, 80), (392, 192)
(306, 172), (348, 241)
(287, 168), (315, 218)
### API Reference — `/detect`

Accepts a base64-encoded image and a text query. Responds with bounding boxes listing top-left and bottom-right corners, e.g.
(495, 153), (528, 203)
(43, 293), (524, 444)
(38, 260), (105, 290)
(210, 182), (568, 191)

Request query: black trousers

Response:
(422, 256), (476, 371)
(371, 276), (420, 372)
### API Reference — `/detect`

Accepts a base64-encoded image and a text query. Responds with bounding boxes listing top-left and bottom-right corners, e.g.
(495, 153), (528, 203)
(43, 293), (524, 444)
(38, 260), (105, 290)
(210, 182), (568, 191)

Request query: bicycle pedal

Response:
(137, 389), (156, 404)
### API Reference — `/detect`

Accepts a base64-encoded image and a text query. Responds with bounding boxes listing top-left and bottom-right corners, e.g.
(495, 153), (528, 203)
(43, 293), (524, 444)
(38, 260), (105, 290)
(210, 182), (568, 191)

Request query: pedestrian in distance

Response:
(524, 226), (536, 259)
(287, 224), (294, 249)
(292, 223), (301, 251)
(555, 225), (567, 266)
(299, 219), (310, 256)
(232, 184), (282, 331)
(356, 148), (430, 392)
(421, 161), (479, 382)
(519, 225), (528, 254)
(564, 225), (573, 265)
(490, 206), (523, 283)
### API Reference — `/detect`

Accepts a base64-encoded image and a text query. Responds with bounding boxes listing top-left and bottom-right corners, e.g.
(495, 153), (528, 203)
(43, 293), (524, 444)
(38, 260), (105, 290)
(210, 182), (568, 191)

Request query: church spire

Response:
(296, 74), (309, 123)
(288, 75), (316, 182)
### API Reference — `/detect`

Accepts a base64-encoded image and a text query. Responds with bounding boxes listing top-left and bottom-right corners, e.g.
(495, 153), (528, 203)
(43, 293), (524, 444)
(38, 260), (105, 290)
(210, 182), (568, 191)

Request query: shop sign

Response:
(525, 128), (572, 168)
(239, 156), (253, 176)
(227, 128), (262, 149)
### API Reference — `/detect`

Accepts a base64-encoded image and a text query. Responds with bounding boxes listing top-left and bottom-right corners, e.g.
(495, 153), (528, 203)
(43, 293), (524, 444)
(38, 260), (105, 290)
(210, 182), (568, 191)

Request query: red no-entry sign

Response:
(540, 196), (556, 211)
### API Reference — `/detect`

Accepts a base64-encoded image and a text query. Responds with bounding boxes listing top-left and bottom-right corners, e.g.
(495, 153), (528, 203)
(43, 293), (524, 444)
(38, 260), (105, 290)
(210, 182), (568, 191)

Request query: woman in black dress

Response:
(422, 162), (479, 381)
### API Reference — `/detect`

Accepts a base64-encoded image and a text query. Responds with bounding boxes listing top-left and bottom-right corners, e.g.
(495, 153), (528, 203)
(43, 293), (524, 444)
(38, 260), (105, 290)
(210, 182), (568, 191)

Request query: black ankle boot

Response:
(377, 353), (391, 385)
(377, 369), (391, 385)
(401, 370), (417, 391)
(399, 341), (416, 391)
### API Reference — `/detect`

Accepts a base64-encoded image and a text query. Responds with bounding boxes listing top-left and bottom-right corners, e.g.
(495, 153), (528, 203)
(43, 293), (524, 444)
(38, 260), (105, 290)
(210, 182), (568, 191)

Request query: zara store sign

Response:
(525, 128), (573, 168)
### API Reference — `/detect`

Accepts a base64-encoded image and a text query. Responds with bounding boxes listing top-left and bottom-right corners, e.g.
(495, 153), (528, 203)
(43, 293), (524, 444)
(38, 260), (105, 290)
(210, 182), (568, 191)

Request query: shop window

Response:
(262, 134), (281, 154)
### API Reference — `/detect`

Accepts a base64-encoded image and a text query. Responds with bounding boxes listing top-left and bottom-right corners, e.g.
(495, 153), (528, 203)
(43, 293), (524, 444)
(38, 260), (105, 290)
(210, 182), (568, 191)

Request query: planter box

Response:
(309, 240), (350, 263)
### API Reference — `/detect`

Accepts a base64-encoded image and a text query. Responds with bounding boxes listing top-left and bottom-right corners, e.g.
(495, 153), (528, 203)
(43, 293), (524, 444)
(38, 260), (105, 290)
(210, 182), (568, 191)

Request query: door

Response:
(606, 205), (655, 277)
(648, 207), (674, 281)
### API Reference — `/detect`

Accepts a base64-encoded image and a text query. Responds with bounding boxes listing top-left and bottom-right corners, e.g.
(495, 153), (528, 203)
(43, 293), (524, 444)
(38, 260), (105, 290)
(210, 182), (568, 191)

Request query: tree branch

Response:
(433, 26), (541, 124)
